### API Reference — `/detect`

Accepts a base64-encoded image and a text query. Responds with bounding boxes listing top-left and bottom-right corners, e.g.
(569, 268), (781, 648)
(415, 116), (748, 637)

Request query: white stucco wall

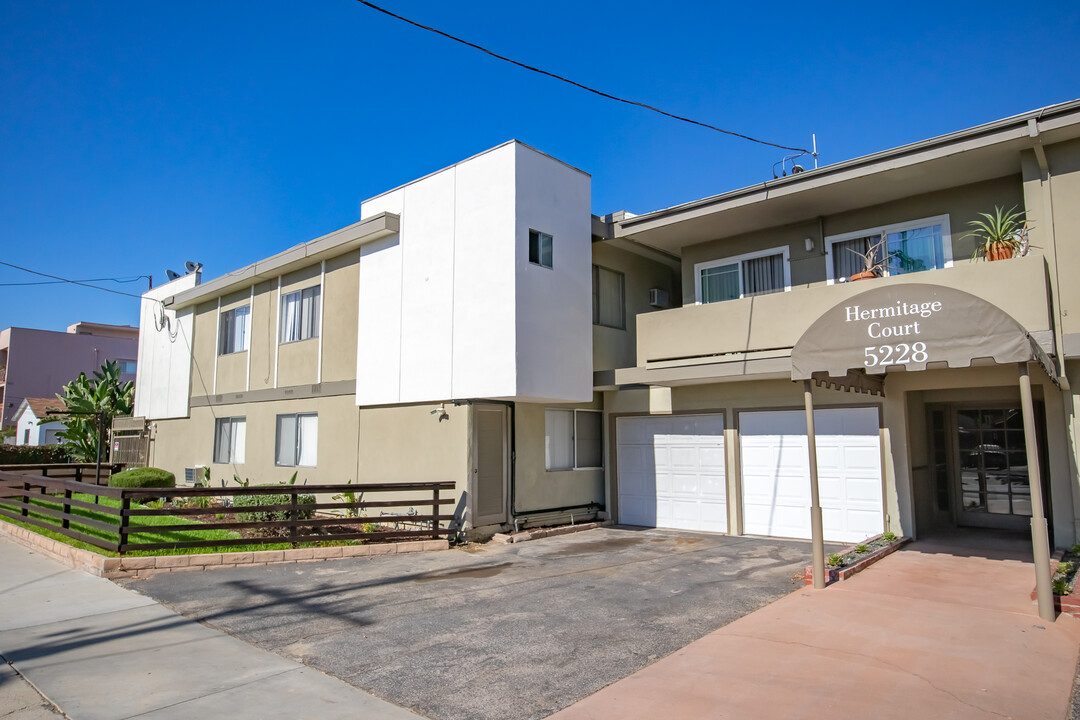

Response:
(356, 141), (591, 405)
(14, 406), (65, 446)
(133, 273), (200, 420)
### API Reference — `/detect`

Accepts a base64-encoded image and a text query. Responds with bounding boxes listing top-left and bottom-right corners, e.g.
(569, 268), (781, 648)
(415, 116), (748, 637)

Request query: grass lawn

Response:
(0, 492), (352, 556)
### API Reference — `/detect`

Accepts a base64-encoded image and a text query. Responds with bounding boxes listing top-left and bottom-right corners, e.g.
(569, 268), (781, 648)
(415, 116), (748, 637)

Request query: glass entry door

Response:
(954, 408), (1031, 531)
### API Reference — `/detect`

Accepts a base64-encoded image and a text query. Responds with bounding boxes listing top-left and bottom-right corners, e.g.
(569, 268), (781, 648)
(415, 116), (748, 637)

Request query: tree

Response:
(52, 360), (135, 463)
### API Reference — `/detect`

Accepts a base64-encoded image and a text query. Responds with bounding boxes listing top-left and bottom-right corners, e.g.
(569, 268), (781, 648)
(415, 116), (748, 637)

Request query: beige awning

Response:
(791, 283), (1057, 387)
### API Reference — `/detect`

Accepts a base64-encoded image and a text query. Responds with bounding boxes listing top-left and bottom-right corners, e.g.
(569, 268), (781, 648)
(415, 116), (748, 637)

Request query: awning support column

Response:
(1019, 363), (1055, 621)
(804, 380), (826, 589)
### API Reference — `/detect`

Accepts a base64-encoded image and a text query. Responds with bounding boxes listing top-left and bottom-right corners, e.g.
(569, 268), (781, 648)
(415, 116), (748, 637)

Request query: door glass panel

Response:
(955, 406), (1032, 523)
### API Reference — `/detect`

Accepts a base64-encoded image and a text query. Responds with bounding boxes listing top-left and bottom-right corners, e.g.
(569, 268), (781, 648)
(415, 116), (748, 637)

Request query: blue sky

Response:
(1, 0), (1077, 332)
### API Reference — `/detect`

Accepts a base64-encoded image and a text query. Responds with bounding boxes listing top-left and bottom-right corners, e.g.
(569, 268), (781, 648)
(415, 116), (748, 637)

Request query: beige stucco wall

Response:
(514, 396), (605, 515)
(680, 175), (1025, 304)
(591, 243), (678, 372)
(323, 250), (361, 383)
(248, 280), (277, 391)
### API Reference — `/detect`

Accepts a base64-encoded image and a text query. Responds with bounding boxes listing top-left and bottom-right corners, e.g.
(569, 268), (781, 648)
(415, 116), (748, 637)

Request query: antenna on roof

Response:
(772, 134), (820, 179)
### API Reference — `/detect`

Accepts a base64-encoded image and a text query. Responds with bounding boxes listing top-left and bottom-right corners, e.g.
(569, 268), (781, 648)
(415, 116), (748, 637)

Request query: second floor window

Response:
(218, 305), (250, 355)
(593, 265), (625, 329)
(529, 229), (553, 268)
(696, 247), (789, 304)
(828, 215), (952, 282)
(280, 286), (320, 344)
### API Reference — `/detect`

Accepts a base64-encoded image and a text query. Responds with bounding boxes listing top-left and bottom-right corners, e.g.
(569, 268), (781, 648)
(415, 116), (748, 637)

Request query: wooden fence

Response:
(0, 470), (455, 554)
(0, 463), (122, 485)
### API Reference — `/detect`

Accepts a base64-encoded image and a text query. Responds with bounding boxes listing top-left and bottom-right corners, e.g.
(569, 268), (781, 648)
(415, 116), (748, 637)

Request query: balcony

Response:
(0, 365), (5, 385)
(618, 254), (1053, 385)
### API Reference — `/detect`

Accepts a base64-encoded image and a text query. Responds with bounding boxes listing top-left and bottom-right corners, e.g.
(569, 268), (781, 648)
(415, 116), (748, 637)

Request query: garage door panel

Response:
(617, 414), (728, 533)
(741, 408), (884, 544)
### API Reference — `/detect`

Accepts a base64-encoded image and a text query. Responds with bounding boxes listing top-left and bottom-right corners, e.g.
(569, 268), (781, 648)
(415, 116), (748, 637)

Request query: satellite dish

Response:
(165, 269), (181, 281)
(184, 261), (202, 274)
(791, 164), (805, 174)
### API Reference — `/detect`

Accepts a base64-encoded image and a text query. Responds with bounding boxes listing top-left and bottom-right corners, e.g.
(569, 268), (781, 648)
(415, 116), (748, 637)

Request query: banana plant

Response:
(50, 360), (135, 462)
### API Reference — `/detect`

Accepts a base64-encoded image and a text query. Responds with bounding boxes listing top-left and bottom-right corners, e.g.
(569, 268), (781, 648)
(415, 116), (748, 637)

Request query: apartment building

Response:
(134, 141), (677, 534)
(135, 99), (1080, 547)
(0, 322), (139, 429)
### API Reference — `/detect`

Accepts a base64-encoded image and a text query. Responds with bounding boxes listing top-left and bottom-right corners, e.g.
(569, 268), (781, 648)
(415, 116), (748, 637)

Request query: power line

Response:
(0, 275), (149, 288)
(0, 261), (145, 299)
(353, 0), (811, 154)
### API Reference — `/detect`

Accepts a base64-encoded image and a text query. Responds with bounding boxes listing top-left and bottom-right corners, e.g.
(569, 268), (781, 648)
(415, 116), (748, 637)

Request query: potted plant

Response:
(846, 235), (891, 281)
(965, 205), (1030, 261)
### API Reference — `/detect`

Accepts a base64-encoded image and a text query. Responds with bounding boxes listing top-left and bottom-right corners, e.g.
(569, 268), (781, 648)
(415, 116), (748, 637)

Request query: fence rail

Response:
(0, 463), (122, 485)
(0, 470), (455, 554)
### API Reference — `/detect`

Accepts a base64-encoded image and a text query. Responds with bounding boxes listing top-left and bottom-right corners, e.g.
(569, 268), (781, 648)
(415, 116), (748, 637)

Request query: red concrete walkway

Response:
(551, 533), (1080, 720)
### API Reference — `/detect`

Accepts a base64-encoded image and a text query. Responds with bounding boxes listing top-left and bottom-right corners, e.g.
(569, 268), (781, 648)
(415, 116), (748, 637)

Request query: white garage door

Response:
(740, 407), (883, 544)
(616, 414), (727, 532)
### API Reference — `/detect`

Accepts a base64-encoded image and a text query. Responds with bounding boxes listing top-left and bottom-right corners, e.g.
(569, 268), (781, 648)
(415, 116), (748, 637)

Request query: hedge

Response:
(0, 444), (74, 465)
(107, 467), (176, 489)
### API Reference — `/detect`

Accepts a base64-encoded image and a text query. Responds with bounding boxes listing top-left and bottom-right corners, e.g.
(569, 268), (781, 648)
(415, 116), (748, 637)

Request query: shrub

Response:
(1053, 576), (1072, 596)
(854, 544), (868, 554)
(234, 488), (316, 523)
(1056, 561), (1075, 577)
(0, 444), (74, 465)
(882, 531), (897, 543)
(108, 467), (175, 489)
(826, 553), (843, 568)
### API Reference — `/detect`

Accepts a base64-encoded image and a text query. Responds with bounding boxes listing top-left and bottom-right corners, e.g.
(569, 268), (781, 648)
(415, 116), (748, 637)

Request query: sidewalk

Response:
(550, 535), (1080, 719)
(0, 537), (423, 720)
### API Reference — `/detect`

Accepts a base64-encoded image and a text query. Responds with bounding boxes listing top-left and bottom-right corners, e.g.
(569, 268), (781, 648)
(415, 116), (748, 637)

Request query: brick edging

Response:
(1029, 550), (1080, 616)
(804, 536), (911, 587)
(0, 522), (448, 579)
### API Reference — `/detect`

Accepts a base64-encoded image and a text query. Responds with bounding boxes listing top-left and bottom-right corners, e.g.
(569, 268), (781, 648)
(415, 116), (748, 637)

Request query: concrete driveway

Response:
(121, 527), (825, 720)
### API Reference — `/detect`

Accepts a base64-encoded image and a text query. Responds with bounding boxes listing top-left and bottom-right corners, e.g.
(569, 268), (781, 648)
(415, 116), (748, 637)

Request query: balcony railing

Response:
(0, 365), (5, 384)
(632, 255), (1052, 368)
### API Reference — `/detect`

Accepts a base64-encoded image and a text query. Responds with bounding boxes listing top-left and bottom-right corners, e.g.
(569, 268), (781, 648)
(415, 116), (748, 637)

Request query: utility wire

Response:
(353, 0), (811, 154)
(0, 275), (149, 288)
(0, 261), (144, 299)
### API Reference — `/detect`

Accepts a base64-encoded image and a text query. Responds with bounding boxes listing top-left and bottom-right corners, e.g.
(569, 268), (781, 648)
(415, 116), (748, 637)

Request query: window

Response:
(827, 215), (952, 282)
(279, 286), (321, 343)
(213, 417), (246, 464)
(593, 265), (626, 329)
(22, 429), (30, 445)
(218, 305), (250, 355)
(695, 246), (790, 304)
(529, 229), (553, 268)
(275, 413), (317, 467)
(545, 409), (602, 470)
(116, 359), (138, 374)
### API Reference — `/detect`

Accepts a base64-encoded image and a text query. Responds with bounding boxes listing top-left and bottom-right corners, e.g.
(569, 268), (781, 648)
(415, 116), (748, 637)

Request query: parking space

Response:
(122, 527), (823, 720)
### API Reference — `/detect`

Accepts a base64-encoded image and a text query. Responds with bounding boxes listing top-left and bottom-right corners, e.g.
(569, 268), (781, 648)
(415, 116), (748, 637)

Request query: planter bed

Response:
(1030, 548), (1080, 617)
(803, 533), (911, 587)
(0, 520), (447, 579)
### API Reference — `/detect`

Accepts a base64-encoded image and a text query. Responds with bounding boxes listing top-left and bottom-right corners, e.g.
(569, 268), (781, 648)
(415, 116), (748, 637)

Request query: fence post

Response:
(21, 482), (29, 517)
(62, 488), (72, 530)
(432, 485), (440, 540)
(75, 467), (82, 483)
(119, 495), (130, 554)
(289, 489), (298, 548)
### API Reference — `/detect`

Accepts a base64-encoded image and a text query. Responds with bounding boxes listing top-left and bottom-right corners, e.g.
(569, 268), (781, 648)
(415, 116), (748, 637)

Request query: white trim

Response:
(245, 285), (254, 392)
(824, 214), (953, 284)
(213, 297), (221, 394)
(273, 276), (281, 389)
(693, 245), (792, 304)
(317, 260), (325, 384)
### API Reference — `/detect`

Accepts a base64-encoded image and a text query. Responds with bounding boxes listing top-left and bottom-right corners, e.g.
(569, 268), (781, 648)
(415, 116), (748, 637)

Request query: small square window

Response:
(279, 286), (321, 344)
(529, 230), (553, 269)
(545, 408), (603, 471)
(218, 305), (250, 355)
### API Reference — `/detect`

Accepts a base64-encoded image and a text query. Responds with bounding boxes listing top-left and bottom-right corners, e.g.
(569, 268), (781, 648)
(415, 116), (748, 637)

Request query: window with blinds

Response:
(592, 265), (625, 329)
(697, 248), (788, 304)
(828, 216), (952, 281)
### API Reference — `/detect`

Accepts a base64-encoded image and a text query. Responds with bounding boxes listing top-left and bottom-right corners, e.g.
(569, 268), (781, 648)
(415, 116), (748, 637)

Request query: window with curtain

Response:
(275, 412), (317, 467)
(545, 408), (603, 470)
(279, 286), (320, 343)
(592, 265), (626, 329)
(529, 229), (553, 268)
(699, 250), (787, 304)
(218, 305), (251, 355)
(829, 218), (950, 281)
(213, 417), (246, 464)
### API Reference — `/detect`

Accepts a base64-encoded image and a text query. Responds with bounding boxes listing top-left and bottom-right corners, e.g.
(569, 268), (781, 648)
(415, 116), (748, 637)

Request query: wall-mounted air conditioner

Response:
(184, 465), (208, 487)
(648, 288), (669, 308)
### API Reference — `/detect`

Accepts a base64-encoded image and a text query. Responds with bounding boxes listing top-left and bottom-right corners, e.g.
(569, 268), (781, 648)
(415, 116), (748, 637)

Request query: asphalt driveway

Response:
(121, 527), (824, 720)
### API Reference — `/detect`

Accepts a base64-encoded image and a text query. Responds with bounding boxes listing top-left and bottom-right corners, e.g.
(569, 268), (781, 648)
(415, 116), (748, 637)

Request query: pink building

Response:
(0, 322), (139, 428)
